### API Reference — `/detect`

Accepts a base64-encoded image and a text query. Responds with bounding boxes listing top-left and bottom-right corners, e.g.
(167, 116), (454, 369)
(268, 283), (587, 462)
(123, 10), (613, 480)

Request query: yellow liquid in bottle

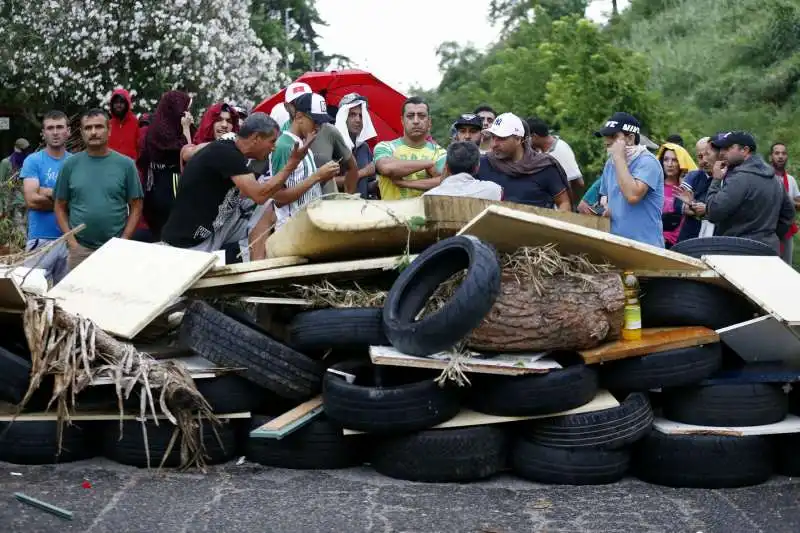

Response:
(621, 272), (642, 341)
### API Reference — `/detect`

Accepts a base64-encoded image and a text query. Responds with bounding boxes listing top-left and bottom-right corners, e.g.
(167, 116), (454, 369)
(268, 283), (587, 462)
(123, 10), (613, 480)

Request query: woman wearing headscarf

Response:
(656, 142), (697, 248)
(180, 102), (240, 167)
(139, 90), (193, 240)
(334, 93), (378, 198)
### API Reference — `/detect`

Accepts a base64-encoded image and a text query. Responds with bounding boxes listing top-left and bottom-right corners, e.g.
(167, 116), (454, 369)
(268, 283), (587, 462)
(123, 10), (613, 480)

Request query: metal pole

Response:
(284, 8), (292, 71)
(310, 49), (316, 72)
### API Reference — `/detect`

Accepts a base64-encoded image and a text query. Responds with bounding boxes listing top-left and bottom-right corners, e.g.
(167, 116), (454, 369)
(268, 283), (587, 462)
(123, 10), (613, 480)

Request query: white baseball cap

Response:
(285, 82), (312, 103)
(484, 112), (525, 138)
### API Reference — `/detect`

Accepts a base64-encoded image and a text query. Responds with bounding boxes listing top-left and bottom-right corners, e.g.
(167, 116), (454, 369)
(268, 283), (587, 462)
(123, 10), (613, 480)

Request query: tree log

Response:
(466, 271), (625, 352)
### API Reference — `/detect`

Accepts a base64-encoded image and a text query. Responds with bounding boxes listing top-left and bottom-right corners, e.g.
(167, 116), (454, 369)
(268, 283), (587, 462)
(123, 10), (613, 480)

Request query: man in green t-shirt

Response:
(54, 109), (144, 272)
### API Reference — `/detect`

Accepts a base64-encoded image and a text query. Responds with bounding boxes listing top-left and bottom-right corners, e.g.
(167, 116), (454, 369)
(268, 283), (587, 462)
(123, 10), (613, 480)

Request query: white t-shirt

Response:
(548, 137), (582, 182)
(423, 173), (503, 201)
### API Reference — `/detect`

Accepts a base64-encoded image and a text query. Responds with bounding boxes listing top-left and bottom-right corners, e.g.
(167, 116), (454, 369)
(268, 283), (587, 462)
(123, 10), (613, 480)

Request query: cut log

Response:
(467, 272), (625, 352)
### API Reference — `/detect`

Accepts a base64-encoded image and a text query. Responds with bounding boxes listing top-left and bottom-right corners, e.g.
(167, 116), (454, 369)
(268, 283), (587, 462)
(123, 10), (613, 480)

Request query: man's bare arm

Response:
(358, 162), (376, 179)
(121, 198), (143, 239)
(23, 179), (55, 210)
(54, 200), (79, 247)
(375, 158), (435, 180)
(554, 190), (571, 212)
(342, 157), (359, 194)
(395, 177), (442, 191)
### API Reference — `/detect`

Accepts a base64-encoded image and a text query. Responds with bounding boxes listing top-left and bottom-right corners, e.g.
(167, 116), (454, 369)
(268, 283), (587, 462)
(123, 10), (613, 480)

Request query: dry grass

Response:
(19, 295), (220, 471)
(291, 280), (387, 309)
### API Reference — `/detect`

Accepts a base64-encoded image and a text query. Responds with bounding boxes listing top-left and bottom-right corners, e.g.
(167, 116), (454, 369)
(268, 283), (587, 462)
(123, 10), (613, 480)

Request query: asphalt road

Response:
(0, 459), (798, 532)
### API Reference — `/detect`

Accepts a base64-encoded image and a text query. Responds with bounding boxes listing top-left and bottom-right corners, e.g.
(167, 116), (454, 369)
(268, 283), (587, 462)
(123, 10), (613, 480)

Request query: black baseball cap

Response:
(453, 113), (483, 129)
(710, 131), (756, 151)
(594, 112), (642, 137)
(293, 93), (332, 124)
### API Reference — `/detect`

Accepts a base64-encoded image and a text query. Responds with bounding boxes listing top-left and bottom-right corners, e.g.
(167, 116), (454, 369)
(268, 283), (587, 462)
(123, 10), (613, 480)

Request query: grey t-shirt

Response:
(310, 123), (352, 195)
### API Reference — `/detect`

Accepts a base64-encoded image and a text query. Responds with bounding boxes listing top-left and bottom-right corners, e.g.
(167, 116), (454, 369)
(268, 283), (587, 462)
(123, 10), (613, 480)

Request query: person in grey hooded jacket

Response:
(706, 131), (795, 253)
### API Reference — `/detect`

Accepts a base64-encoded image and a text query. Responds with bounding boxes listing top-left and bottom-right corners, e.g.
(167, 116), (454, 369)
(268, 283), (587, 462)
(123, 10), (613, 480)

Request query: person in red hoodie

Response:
(108, 88), (140, 160)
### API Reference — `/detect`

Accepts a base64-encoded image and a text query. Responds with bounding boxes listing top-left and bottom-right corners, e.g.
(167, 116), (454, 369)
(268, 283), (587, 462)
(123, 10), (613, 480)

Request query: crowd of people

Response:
(6, 81), (799, 286)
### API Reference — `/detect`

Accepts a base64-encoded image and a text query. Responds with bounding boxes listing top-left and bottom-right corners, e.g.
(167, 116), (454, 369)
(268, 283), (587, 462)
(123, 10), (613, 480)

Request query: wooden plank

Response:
(343, 391), (620, 434)
(0, 277), (25, 313)
(236, 296), (312, 306)
(0, 266), (49, 295)
(653, 415), (800, 437)
(457, 205), (706, 272)
(204, 256), (308, 278)
(192, 255), (410, 290)
(89, 356), (239, 385)
(423, 195), (610, 233)
(47, 239), (217, 339)
(249, 396), (323, 439)
(0, 404), (250, 422)
(369, 346), (563, 376)
(704, 255), (800, 326)
(716, 315), (800, 366)
(579, 327), (719, 365)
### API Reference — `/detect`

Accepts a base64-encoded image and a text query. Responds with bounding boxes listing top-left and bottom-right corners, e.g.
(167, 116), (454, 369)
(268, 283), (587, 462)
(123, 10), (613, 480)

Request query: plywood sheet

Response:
(343, 390), (619, 434)
(249, 396), (324, 439)
(0, 277), (25, 314)
(369, 346), (563, 376)
(192, 255), (410, 290)
(704, 255), (800, 325)
(653, 415), (800, 437)
(716, 315), (800, 366)
(47, 238), (217, 339)
(423, 195), (610, 233)
(458, 205), (706, 272)
(579, 327), (719, 365)
(204, 256), (308, 278)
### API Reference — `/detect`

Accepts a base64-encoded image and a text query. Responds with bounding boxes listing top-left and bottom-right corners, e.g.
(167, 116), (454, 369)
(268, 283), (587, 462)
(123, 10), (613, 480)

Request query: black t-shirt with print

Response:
(162, 140), (251, 247)
(477, 156), (566, 208)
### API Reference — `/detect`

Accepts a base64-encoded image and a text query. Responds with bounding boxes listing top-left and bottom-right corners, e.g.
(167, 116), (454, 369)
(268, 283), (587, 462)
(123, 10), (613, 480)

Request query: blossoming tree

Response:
(0, 0), (287, 113)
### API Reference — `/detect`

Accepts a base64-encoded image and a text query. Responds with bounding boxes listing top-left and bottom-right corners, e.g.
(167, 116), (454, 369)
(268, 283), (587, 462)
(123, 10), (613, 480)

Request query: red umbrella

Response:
(252, 69), (407, 145)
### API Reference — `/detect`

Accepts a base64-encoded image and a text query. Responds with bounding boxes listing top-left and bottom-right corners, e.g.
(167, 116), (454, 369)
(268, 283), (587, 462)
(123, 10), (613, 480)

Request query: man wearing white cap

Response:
(270, 92), (341, 229)
(478, 112), (572, 211)
(272, 81), (313, 131)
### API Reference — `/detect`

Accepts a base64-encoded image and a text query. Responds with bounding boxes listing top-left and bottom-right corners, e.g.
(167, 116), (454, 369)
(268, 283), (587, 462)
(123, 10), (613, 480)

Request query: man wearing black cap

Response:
(706, 131), (795, 253)
(453, 114), (483, 146)
(595, 112), (665, 247)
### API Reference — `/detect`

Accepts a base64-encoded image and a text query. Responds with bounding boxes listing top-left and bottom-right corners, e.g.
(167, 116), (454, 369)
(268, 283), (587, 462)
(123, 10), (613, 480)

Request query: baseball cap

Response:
(285, 82), (312, 103)
(293, 93), (332, 124)
(594, 112), (642, 137)
(454, 113), (483, 129)
(484, 113), (525, 138)
(14, 138), (29, 150)
(710, 131), (756, 150)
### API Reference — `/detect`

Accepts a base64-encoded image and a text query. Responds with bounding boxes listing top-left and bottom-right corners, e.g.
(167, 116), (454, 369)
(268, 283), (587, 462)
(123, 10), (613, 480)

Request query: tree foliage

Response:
(0, 0), (286, 116)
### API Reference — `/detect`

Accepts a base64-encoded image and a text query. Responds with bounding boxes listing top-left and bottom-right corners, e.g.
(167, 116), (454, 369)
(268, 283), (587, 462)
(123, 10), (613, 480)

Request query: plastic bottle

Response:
(621, 271), (642, 341)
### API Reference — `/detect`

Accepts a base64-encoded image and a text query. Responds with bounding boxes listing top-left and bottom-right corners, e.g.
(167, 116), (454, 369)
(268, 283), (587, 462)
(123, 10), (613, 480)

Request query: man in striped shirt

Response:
(270, 92), (340, 229)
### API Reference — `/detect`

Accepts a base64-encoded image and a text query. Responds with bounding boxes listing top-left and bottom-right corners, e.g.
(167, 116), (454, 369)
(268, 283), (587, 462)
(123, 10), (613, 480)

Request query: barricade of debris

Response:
(1, 196), (799, 487)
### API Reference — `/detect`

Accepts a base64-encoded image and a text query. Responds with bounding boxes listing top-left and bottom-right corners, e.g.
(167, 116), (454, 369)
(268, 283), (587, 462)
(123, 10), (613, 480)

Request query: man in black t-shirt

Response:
(161, 113), (311, 251)
(477, 112), (572, 210)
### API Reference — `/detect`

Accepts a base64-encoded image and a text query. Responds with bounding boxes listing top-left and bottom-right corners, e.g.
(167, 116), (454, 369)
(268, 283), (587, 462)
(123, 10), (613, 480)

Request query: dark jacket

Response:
(706, 154), (795, 252)
(676, 170), (713, 241)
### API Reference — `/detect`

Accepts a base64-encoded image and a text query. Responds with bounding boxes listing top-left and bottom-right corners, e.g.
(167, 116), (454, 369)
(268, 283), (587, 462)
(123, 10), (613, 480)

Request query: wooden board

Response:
(89, 356), (238, 385)
(653, 415), (800, 437)
(369, 346), (563, 376)
(236, 296), (312, 306)
(704, 255), (800, 326)
(717, 315), (800, 366)
(0, 403), (250, 422)
(249, 396), (323, 439)
(343, 390), (619, 435)
(191, 255), (410, 290)
(204, 256), (308, 278)
(579, 327), (719, 365)
(47, 239), (217, 339)
(0, 276), (25, 314)
(458, 205), (707, 272)
(423, 195), (610, 233)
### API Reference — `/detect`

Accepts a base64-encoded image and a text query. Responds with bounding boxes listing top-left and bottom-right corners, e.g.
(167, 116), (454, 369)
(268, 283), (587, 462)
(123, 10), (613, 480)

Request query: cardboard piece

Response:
(89, 356), (236, 385)
(704, 255), (800, 326)
(457, 204), (707, 273)
(653, 414), (800, 437)
(343, 390), (620, 435)
(369, 346), (563, 376)
(205, 256), (308, 278)
(579, 327), (719, 365)
(716, 315), (800, 366)
(47, 239), (217, 339)
(250, 396), (324, 439)
(192, 255), (411, 290)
